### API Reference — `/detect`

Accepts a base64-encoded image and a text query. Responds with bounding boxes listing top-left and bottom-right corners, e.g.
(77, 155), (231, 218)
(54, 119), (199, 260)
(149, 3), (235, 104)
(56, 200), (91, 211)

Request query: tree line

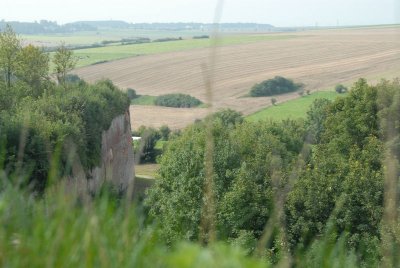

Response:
(146, 78), (400, 266)
(0, 26), (130, 193)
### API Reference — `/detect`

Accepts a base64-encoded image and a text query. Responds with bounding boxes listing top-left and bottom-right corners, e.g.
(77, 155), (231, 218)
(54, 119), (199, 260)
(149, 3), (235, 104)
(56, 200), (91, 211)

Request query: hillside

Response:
(74, 26), (400, 129)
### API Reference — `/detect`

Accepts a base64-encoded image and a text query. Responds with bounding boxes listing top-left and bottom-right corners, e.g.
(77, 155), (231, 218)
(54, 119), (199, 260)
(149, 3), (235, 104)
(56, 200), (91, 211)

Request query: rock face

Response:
(88, 111), (135, 193)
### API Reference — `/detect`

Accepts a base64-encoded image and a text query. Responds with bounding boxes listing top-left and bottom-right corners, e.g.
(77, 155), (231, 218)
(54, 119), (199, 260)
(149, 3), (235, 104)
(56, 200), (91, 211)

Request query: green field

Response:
(131, 95), (157, 105)
(21, 29), (211, 46)
(247, 91), (342, 121)
(73, 34), (297, 67)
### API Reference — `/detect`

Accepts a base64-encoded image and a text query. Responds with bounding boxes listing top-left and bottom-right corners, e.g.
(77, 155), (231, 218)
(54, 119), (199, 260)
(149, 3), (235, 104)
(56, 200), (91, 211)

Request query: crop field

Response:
(73, 27), (400, 130)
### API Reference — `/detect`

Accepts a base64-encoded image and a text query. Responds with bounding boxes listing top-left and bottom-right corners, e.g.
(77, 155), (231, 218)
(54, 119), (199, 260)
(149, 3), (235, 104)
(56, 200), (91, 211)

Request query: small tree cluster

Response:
(132, 125), (173, 163)
(155, 93), (202, 108)
(250, 76), (304, 97)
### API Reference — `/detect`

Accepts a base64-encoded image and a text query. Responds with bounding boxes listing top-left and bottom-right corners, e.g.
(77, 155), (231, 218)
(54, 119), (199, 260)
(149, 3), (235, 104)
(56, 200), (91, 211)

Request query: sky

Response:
(2, 0), (399, 27)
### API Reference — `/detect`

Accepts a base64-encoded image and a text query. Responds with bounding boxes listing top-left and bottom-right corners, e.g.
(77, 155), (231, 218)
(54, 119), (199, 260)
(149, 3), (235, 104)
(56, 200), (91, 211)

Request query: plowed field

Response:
(74, 27), (400, 129)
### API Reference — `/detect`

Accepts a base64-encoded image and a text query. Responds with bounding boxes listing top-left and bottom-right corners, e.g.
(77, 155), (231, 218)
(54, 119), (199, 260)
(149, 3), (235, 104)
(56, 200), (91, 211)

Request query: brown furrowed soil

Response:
(74, 27), (400, 130)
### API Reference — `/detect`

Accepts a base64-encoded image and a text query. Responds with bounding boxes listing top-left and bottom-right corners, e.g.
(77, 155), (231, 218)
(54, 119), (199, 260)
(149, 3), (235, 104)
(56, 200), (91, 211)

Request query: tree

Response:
(145, 116), (305, 252)
(16, 44), (49, 96)
(304, 98), (332, 144)
(53, 43), (77, 86)
(0, 24), (21, 89)
(286, 79), (384, 261)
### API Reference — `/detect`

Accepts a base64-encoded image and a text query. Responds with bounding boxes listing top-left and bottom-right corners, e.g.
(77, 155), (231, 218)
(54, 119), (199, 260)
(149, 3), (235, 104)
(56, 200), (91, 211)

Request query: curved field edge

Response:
(73, 34), (298, 68)
(246, 91), (341, 121)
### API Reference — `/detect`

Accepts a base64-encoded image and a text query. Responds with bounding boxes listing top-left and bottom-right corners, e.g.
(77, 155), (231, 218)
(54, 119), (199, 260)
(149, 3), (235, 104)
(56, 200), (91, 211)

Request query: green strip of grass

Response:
(131, 95), (157, 105)
(74, 34), (297, 67)
(247, 91), (342, 122)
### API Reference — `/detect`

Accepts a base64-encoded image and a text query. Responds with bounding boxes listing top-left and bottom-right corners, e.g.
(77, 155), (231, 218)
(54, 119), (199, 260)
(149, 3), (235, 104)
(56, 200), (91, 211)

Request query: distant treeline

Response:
(0, 20), (96, 34)
(0, 20), (276, 34)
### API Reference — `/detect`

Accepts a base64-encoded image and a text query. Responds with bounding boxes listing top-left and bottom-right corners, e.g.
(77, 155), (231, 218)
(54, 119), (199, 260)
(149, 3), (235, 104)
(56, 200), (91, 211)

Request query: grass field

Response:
(131, 95), (157, 105)
(247, 91), (341, 121)
(135, 164), (159, 178)
(73, 34), (296, 67)
(21, 29), (213, 46)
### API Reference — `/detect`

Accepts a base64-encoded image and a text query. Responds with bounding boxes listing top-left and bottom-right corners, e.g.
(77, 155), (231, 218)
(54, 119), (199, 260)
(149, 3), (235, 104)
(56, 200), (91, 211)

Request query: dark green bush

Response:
(335, 84), (348, 94)
(250, 76), (303, 97)
(154, 93), (202, 108)
(127, 88), (137, 100)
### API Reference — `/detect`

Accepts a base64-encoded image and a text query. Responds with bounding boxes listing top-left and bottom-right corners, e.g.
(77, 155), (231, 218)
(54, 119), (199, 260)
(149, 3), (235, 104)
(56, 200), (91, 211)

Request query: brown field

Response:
(74, 27), (400, 130)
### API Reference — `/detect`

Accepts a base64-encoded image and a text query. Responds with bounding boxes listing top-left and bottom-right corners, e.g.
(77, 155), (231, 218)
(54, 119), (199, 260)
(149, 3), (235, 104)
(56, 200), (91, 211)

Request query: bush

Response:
(250, 76), (304, 97)
(335, 84), (348, 94)
(154, 93), (202, 108)
(193, 35), (209, 39)
(127, 88), (137, 100)
(153, 37), (182, 43)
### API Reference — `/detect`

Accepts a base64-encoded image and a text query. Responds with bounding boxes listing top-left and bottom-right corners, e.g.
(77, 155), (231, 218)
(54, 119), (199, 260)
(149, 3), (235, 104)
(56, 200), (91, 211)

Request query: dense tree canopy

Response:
(250, 76), (304, 97)
(0, 26), (130, 192)
(154, 93), (202, 108)
(146, 112), (305, 249)
(146, 78), (400, 265)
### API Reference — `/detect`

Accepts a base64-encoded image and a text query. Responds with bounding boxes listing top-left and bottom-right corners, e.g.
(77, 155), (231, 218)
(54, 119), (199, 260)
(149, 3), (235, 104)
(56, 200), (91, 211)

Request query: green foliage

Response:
(146, 113), (305, 253)
(304, 98), (332, 144)
(0, 76), (129, 192)
(154, 93), (202, 108)
(159, 125), (171, 140)
(133, 125), (173, 163)
(0, 180), (274, 267)
(0, 24), (21, 89)
(208, 109), (244, 126)
(16, 44), (49, 96)
(52, 43), (78, 85)
(250, 76), (303, 97)
(135, 127), (162, 163)
(285, 79), (385, 262)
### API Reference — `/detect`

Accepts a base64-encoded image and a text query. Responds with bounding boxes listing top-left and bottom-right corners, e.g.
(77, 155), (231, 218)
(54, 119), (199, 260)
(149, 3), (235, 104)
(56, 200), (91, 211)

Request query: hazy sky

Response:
(2, 0), (399, 27)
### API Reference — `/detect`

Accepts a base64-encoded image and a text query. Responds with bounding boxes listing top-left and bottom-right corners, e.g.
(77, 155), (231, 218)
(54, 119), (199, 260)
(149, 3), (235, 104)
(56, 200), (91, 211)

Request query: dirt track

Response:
(74, 27), (400, 129)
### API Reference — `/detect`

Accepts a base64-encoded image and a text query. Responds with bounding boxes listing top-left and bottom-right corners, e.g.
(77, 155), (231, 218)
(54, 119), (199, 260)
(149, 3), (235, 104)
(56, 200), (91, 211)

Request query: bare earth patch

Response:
(74, 27), (400, 129)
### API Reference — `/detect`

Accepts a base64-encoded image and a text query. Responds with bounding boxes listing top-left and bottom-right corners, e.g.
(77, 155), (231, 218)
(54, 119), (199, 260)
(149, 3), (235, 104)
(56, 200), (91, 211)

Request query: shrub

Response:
(127, 88), (137, 100)
(335, 84), (348, 94)
(250, 76), (303, 97)
(155, 93), (202, 108)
